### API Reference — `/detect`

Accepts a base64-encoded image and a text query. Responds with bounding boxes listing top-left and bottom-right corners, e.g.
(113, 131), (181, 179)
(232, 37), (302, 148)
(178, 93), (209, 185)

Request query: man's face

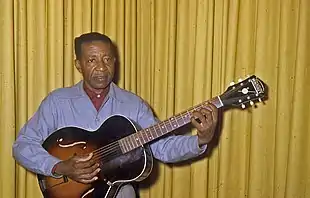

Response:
(75, 41), (115, 91)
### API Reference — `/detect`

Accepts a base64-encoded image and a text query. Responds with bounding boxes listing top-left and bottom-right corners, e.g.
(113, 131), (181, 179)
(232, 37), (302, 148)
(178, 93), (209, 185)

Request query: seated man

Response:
(12, 32), (218, 198)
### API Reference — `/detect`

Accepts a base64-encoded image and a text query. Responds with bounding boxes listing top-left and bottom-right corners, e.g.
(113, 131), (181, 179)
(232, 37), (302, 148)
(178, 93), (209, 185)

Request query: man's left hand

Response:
(190, 103), (218, 146)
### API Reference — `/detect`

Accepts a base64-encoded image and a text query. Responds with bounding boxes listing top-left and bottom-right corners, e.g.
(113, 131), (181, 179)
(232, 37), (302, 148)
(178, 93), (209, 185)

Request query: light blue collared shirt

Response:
(13, 81), (206, 177)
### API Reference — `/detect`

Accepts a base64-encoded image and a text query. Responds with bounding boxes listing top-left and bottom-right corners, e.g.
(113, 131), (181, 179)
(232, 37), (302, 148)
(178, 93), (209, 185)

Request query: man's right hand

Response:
(53, 153), (101, 184)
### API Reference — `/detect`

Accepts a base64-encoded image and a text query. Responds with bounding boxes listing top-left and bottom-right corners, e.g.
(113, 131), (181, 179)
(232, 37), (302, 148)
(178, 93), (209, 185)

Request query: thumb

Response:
(76, 153), (93, 162)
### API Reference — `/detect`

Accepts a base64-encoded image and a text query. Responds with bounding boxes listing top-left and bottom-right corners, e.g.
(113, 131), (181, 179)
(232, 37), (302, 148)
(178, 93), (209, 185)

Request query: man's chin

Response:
(92, 82), (111, 90)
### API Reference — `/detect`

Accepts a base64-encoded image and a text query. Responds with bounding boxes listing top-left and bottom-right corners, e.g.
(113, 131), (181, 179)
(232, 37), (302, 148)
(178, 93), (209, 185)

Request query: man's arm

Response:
(136, 100), (210, 163)
(12, 94), (61, 177)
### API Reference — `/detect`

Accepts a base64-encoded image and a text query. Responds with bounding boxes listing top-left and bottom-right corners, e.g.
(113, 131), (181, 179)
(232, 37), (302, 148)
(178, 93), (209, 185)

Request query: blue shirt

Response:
(12, 81), (206, 177)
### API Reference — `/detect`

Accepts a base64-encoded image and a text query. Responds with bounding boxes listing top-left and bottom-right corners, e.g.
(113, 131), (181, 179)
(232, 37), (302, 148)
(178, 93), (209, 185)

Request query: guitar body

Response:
(37, 115), (153, 198)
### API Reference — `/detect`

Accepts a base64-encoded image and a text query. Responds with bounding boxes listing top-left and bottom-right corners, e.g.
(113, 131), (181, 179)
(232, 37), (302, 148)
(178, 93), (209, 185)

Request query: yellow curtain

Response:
(1, 0), (309, 197)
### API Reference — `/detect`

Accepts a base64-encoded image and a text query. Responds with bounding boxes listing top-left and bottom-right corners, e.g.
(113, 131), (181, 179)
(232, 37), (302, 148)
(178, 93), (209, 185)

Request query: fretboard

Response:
(118, 96), (223, 153)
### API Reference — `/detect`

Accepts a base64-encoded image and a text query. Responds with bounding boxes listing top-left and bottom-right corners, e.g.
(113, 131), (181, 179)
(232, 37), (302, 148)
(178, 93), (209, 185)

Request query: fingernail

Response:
(97, 168), (101, 173)
(94, 176), (98, 180)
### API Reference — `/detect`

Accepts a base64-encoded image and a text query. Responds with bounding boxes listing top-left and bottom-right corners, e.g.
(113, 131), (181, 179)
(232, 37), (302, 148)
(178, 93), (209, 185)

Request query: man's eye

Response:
(103, 56), (113, 64)
(103, 57), (110, 62)
(87, 59), (95, 63)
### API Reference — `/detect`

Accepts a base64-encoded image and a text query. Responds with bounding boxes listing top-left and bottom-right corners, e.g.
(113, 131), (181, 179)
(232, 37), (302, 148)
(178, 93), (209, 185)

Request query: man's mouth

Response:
(93, 75), (108, 81)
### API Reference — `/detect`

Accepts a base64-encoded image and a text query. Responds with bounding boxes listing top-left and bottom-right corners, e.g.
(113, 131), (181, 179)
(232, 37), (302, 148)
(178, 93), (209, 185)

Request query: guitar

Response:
(37, 75), (266, 198)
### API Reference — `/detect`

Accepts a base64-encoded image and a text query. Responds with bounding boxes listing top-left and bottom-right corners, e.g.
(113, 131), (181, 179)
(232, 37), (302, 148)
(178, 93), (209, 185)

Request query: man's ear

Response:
(75, 59), (82, 73)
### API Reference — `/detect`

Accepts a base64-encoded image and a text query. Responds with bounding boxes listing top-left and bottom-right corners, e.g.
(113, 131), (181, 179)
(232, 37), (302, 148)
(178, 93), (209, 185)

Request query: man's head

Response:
(74, 32), (116, 93)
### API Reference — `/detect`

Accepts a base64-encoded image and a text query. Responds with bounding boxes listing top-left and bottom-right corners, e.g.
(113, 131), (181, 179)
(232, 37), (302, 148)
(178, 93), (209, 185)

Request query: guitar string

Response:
(90, 110), (194, 157)
(89, 102), (213, 159)
(86, 99), (219, 163)
(92, 150), (122, 162)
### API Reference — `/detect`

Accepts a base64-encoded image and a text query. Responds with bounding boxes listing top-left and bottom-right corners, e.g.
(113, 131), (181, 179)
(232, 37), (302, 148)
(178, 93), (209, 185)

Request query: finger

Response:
(195, 109), (212, 130)
(77, 153), (93, 162)
(205, 103), (218, 120)
(79, 167), (101, 180)
(191, 111), (204, 130)
(192, 111), (207, 123)
(79, 163), (100, 175)
(73, 153), (96, 169)
(200, 108), (212, 123)
(80, 176), (99, 184)
(74, 159), (97, 169)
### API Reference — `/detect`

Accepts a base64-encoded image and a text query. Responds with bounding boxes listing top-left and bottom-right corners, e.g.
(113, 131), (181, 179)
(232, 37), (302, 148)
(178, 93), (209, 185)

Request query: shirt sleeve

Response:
(12, 94), (61, 177)
(136, 100), (207, 163)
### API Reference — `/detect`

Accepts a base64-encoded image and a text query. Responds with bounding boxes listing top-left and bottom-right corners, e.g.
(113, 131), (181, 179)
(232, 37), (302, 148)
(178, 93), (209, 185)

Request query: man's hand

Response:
(190, 103), (218, 146)
(53, 153), (101, 184)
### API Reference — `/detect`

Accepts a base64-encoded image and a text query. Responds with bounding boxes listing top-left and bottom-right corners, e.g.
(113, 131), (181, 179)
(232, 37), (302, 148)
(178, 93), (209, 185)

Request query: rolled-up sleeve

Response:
(136, 100), (207, 163)
(12, 94), (61, 177)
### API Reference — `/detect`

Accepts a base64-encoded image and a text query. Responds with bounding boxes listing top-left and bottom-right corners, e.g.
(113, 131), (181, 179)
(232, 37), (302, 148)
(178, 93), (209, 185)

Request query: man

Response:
(13, 32), (218, 198)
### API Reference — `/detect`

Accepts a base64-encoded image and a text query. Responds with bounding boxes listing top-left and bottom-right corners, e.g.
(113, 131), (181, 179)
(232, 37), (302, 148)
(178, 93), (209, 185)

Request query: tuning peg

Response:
(229, 82), (235, 86)
(241, 104), (246, 109)
(238, 78), (243, 82)
(250, 101), (254, 106)
(259, 98), (262, 102)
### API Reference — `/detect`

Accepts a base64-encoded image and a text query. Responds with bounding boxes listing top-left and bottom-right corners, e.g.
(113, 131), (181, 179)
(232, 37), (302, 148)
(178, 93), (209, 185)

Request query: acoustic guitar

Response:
(37, 75), (266, 198)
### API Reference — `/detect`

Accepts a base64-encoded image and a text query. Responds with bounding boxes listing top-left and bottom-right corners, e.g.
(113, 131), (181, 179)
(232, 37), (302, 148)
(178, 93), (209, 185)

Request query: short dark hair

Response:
(74, 32), (112, 60)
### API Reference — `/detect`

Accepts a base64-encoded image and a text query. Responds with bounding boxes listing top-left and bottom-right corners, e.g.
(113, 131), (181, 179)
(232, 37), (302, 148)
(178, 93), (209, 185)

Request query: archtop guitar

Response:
(37, 75), (267, 198)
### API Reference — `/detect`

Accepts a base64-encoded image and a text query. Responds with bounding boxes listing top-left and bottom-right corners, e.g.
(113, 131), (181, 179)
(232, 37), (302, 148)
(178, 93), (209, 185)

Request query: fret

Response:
(165, 120), (173, 131)
(158, 122), (165, 136)
(167, 118), (172, 130)
(179, 112), (187, 124)
(126, 136), (132, 150)
(152, 125), (160, 138)
(175, 115), (184, 126)
(148, 127), (155, 140)
(141, 130), (148, 143)
(139, 129), (146, 145)
(133, 134), (141, 148)
(125, 137), (132, 151)
(124, 137), (130, 152)
(162, 121), (169, 133)
(128, 135), (135, 149)
(130, 136), (136, 150)
(132, 134), (138, 146)
(179, 113), (187, 125)
(145, 128), (152, 141)
(170, 117), (179, 128)
(159, 122), (167, 134)
(119, 139), (127, 153)
(185, 110), (192, 122)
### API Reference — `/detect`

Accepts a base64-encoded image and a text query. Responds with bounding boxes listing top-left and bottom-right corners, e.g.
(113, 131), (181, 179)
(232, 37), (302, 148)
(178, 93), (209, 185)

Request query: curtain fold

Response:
(0, 0), (309, 197)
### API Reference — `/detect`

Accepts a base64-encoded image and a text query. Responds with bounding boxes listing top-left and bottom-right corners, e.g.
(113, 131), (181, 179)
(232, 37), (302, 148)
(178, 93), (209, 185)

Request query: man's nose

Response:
(95, 60), (106, 71)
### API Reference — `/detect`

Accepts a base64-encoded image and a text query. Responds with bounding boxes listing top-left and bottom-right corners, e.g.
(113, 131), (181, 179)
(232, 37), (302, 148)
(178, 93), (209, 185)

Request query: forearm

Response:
(150, 135), (207, 163)
(13, 137), (61, 176)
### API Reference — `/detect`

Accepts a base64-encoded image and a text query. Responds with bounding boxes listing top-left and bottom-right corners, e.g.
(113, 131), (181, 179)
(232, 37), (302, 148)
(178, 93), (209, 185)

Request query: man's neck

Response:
(83, 83), (110, 98)
(83, 82), (110, 111)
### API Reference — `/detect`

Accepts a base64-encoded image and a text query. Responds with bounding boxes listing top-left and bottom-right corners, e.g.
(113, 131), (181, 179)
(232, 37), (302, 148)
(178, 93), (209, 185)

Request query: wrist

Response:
(52, 162), (63, 177)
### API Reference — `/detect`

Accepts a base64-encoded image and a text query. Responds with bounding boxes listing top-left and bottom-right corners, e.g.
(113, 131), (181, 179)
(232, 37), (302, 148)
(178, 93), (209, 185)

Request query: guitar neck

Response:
(118, 96), (223, 153)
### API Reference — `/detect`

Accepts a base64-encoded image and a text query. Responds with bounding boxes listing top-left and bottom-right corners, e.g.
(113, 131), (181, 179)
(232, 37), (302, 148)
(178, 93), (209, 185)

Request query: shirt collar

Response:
(78, 81), (120, 102)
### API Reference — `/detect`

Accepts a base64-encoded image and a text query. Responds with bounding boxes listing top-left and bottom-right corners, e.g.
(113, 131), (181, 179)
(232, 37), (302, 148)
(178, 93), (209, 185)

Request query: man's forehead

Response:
(81, 41), (112, 54)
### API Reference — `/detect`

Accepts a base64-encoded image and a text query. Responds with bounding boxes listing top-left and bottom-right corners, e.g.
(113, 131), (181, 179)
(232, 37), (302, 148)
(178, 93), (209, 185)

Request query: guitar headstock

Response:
(220, 75), (266, 109)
